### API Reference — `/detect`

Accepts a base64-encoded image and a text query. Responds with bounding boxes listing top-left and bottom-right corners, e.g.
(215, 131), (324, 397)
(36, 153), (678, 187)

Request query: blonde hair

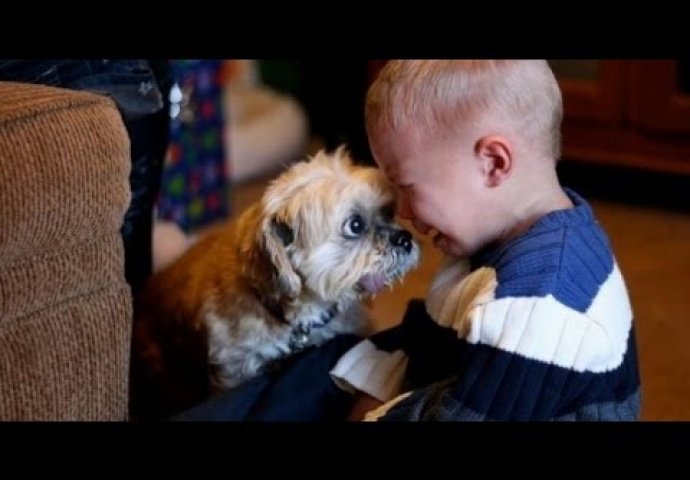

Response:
(365, 60), (563, 160)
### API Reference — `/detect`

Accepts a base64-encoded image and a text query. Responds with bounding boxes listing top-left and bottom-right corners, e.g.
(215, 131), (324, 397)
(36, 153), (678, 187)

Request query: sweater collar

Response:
(470, 187), (593, 268)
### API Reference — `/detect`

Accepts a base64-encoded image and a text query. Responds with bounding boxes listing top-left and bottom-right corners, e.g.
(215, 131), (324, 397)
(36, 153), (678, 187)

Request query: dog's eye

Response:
(343, 214), (367, 238)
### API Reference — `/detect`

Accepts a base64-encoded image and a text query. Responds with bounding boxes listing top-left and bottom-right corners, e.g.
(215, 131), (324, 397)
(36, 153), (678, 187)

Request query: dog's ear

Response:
(332, 144), (352, 164)
(259, 216), (302, 299)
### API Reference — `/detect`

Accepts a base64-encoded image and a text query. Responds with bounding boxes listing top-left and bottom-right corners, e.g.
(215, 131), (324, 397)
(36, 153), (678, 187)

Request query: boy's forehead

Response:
(379, 153), (418, 185)
(375, 139), (422, 178)
(374, 126), (440, 178)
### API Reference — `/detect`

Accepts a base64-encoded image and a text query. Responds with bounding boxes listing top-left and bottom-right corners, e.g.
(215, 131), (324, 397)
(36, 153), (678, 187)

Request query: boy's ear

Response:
(475, 135), (512, 187)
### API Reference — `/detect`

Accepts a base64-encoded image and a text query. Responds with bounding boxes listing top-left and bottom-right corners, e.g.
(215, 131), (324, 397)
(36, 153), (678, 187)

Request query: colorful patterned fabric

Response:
(157, 60), (228, 232)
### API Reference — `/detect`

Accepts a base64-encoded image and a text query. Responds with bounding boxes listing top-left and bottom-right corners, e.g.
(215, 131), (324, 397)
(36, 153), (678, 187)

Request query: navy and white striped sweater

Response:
(331, 188), (641, 421)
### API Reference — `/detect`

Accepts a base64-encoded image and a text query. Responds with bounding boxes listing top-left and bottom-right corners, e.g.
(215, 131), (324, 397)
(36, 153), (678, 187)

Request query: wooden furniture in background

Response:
(551, 59), (690, 175)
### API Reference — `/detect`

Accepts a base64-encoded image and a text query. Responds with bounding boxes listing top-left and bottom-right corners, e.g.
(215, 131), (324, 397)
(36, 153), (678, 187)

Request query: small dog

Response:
(132, 147), (420, 418)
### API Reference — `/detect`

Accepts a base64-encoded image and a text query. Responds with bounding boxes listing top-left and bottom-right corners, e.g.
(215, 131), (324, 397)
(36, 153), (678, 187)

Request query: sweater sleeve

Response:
(328, 337), (408, 402)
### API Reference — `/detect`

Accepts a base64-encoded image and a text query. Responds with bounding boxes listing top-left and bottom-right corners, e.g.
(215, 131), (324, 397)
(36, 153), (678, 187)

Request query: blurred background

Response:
(155, 60), (690, 421)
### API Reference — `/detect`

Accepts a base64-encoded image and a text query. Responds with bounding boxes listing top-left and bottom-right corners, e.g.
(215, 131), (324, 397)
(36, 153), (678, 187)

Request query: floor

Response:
(227, 163), (690, 421)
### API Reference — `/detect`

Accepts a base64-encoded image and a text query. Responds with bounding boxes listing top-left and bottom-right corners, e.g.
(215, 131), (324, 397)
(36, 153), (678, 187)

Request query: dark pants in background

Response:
(0, 59), (173, 294)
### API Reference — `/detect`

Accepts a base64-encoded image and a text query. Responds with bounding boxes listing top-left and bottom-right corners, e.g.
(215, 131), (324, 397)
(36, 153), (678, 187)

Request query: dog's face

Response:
(256, 147), (420, 304)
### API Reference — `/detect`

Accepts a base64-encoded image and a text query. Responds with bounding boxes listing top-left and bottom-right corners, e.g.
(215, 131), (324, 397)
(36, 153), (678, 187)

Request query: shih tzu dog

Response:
(132, 147), (420, 418)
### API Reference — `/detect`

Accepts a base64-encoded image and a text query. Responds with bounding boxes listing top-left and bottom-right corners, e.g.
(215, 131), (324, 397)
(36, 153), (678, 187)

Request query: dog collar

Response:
(287, 303), (340, 351)
(288, 324), (311, 351)
(259, 298), (308, 352)
(251, 285), (340, 352)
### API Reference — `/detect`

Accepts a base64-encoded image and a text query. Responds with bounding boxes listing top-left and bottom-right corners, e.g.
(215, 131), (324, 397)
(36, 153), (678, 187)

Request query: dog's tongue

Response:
(358, 273), (387, 294)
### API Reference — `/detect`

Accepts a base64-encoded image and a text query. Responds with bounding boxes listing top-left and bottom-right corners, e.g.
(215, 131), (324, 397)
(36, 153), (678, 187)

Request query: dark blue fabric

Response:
(367, 299), (641, 421)
(175, 334), (361, 421)
(472, 188), (614, 312)
(0, 59), (165, 120)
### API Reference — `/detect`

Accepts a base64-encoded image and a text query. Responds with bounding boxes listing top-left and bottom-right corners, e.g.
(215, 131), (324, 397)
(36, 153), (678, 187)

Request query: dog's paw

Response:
(288, 323), (311, 351)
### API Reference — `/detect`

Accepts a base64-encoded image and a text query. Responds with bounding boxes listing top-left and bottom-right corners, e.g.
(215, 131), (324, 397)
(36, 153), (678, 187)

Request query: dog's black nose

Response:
(390, 230), (413, 252)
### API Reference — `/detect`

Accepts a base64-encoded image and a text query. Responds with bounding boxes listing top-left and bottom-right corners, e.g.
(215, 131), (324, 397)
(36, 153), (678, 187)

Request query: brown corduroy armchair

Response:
(0, 81), (133, 420)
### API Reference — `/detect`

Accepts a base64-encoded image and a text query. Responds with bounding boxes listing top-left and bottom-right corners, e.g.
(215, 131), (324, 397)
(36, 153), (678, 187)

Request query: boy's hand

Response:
(346, 392), (384, 421)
